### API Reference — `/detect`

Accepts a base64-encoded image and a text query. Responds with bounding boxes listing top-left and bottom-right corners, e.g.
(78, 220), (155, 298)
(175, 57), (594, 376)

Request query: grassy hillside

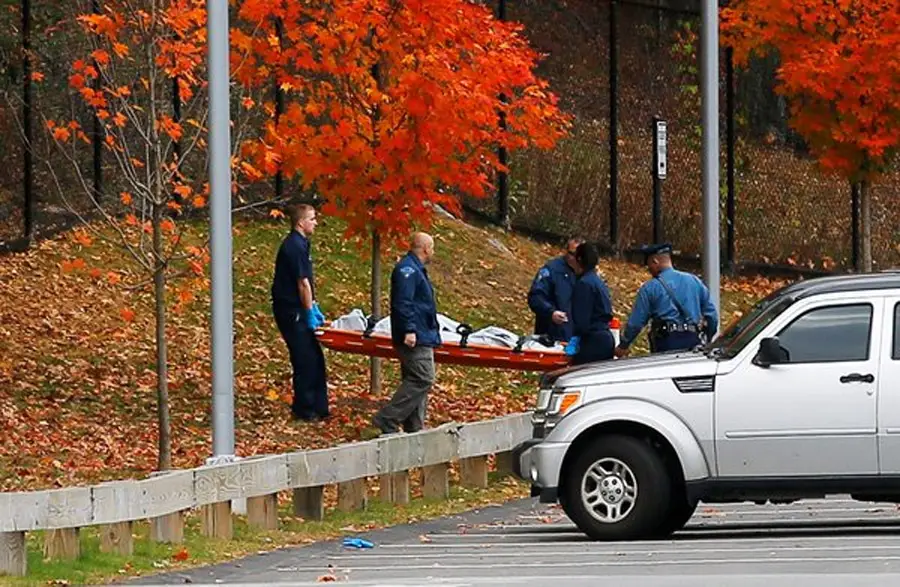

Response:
(0, 210), (783, 492)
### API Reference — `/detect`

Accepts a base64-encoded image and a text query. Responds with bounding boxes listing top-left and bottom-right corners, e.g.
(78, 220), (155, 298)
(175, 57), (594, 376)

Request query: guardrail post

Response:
(201, 502), (233, 539)
(150, 511), (185, 544)
(422, 463), (450, 499)
(100, 521), (133, 556)
(459, 456), (489, 489)
(0, 531), (26, 576)
(292, 487), (324, 521)
(378, 472), (410, 505)
(494, 451), (515, 477)
(337, 479), (368, 512)
(247, 494), (279, 530)
(44, 528), (80, 561)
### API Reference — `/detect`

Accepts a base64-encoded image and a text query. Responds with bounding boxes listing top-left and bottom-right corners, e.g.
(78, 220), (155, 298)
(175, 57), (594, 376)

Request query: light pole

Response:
(207, 0), (234, 465)
(701, 0), (721, 322)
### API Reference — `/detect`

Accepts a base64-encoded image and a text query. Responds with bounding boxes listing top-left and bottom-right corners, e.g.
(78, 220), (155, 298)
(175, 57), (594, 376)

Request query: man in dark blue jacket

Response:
(370, 232), (441, 436)
(527, 236), (583, 342)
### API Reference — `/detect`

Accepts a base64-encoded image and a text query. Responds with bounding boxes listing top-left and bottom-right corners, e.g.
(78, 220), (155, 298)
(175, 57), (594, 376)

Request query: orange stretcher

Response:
(315, 327), (571, 371)
(315, 317), (621, 372)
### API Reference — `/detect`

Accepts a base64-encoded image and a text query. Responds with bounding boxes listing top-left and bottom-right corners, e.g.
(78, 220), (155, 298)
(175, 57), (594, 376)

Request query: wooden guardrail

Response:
(0, 413), (532, 577)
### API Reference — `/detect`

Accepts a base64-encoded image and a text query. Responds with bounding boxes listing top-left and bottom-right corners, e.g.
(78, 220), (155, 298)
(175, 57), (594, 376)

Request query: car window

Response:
(776, 304), (872, 363)
(713, 294), (795, 359)
(894, 303), (900, 360)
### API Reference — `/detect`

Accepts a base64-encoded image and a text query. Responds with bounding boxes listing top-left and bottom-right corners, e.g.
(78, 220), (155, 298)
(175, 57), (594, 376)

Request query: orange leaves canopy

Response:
(722, 0), (900, 180)
(235, 0), (570, 244)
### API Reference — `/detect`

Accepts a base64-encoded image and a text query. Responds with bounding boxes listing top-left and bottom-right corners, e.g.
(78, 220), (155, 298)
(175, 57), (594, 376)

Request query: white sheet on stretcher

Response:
(328, 309), (566, 353)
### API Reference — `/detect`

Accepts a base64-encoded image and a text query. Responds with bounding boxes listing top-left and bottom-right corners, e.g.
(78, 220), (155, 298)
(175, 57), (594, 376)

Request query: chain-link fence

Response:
(0, 0), (99, 249)
(2, 0), (898, 271)
(465, 0), (899, 274)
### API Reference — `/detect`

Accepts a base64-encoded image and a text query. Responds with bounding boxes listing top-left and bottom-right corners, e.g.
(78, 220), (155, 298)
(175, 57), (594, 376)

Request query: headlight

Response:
(546, 389), (583, 418)
(535, 388), (552, 412)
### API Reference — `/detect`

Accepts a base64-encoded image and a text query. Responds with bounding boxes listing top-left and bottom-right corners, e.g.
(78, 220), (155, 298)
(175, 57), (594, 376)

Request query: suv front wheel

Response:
(561, 434), (672, 540)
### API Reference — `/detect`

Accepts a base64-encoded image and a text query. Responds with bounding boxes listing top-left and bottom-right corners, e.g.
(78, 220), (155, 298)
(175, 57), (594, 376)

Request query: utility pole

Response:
(701, 0), (721, 322)
(207, 0), (235, 464)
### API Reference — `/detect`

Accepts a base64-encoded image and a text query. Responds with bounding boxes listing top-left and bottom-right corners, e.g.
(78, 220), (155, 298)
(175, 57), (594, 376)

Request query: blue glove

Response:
(312, 302), (326, 327)
(342, 537), (374, 549)
(305, 309), (319, 329)
(565, 336), (580, 356)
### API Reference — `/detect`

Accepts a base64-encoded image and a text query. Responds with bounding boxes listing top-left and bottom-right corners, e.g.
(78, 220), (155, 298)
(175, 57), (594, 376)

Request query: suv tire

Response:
(655, 495), (697, 537)
(562, 434), (672, 541)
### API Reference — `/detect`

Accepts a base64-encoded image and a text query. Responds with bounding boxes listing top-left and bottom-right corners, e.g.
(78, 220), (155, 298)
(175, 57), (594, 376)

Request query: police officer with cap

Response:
(614, 243), (718, 357)
(527, 235), (584, 343)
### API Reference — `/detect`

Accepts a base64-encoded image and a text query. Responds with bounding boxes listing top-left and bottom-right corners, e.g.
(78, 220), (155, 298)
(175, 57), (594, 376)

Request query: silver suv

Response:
(514, 273), (900, 540)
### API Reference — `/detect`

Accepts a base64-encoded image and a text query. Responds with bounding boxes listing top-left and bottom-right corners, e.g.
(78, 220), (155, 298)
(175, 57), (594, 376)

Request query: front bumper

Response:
(511, 438), (569, 503)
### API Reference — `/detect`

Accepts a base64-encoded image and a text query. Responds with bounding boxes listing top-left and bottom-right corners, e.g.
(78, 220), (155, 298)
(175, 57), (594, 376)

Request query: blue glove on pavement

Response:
(312, 302), (326, 327)
(564, 336), (580, 357)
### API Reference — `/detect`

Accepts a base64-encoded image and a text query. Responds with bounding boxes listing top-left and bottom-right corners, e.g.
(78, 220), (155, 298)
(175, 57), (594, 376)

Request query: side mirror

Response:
(754, 337), (785, 368)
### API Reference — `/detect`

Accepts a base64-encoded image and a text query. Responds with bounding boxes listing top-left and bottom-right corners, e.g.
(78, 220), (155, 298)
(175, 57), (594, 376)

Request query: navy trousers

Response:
(572, 329), (616, 366)
(650, 331), (701, 353)
(273, 307), (328, 420)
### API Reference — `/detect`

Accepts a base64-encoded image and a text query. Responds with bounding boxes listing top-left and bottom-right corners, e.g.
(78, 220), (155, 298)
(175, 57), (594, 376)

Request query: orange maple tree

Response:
(722, 0), (900, 271)
(43, 0), (217, 470)
(233, 0), (569, 391)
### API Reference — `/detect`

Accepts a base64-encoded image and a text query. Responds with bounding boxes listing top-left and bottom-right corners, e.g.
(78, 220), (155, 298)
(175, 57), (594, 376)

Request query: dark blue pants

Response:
(573, 329), (616, 365)
(650, 331), (701, 353)
(273, 307), (328, 420)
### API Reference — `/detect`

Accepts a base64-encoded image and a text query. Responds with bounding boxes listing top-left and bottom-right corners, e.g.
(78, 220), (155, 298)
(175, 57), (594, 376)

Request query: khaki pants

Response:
(373, 345), (435, 433)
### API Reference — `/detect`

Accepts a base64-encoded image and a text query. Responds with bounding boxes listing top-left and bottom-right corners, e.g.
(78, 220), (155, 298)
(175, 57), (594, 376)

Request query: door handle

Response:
(840, 373), (875, 384)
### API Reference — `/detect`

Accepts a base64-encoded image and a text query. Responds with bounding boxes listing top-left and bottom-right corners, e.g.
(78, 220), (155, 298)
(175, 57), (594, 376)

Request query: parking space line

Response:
(275, 554), (900, 573)
(317, 543), (900, 561)
(374, 533), (900, 549)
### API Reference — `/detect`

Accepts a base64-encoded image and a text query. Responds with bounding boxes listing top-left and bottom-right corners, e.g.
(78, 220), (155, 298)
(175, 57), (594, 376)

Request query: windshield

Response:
(709, 289), (795, 359)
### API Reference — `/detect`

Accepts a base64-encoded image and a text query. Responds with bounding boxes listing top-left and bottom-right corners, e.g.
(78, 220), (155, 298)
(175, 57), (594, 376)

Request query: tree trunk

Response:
(152, 204), (172, 470)
(860, 179), (872, 273)
(370, 230), (383, 396)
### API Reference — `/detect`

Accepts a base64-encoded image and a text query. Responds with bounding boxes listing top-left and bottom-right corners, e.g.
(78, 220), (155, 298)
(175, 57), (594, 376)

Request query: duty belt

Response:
(651, 320), (699, 335)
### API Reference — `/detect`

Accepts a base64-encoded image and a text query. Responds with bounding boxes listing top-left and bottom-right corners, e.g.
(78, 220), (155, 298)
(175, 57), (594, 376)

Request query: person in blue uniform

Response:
(568, 242), (616, 365)
(369, 232), (441, 437)
(527, 236), (584, 343)
(271, 203), (328, 422)
(614, 243), (719, 357)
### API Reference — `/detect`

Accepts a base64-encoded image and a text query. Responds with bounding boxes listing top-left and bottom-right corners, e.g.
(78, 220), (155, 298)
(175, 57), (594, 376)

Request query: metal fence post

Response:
(91, 0), (103, 204)
(274, 18), (285, 202)
(609, 0), (619, 250)
(22, 0), (33, 244)
(851, 182), (860, 272)
(725, 46), (736, 272)
(497, 0), (510, 229)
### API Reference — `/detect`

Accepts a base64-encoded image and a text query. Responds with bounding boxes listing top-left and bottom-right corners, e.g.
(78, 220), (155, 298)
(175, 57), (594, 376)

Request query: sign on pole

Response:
(655, 119), (667, 180)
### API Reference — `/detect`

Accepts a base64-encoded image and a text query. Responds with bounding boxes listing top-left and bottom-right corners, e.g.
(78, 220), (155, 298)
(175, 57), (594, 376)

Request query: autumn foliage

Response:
(233, 0), (570, 245)
(32, 0), (570, 469)
(722, 0), (900, 270)
(723, 0), (900, 178)
(43, 0), (218, 470)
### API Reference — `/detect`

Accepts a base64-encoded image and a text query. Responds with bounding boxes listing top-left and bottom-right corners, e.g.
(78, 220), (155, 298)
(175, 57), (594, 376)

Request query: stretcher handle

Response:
(456, 323), (473, 348)
(513, 334), (555, 353)
(363, 316), (378, 338)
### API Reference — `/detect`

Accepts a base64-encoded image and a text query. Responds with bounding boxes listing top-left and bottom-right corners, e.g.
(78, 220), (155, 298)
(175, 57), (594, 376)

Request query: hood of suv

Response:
(542, 350), (716, 388)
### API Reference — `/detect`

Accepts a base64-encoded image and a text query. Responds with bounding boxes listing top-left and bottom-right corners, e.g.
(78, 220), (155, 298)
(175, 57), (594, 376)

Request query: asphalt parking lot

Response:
(143, 496), (900, 586)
